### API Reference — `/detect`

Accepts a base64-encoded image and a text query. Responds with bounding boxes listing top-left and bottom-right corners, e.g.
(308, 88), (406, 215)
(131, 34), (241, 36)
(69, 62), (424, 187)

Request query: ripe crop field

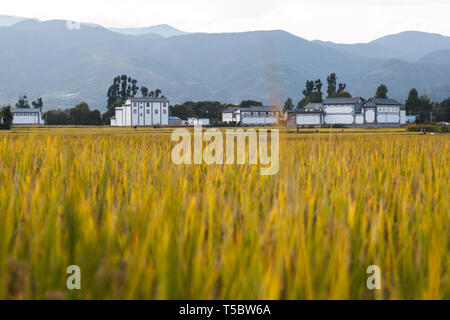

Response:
(0, 127), (448, 299)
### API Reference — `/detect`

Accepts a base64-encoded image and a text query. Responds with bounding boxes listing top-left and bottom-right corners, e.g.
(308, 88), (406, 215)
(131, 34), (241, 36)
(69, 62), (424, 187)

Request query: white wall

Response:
(12, 113), (42, 125)
(241, 117), (278, 125)
(324, 114), (354, 125)
(222, 113), (234, 123)
(355, 115), (364, 124)
(324, 106), (353, 114)
(296, 114), (321, 125)
(365, 109), (375, 123)
(377, 114), (400, 123)
(400, 110), (406, 124)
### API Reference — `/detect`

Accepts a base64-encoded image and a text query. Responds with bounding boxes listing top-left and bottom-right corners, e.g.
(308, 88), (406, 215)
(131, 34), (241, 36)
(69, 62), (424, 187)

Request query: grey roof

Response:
(11, 108), (41, 113)
(323, 97), (363, 105)
(364, 98), (401, 106)
(222, 107), (239, 113)
(303, 103), (323, 109)
(128, 97), (169, 102)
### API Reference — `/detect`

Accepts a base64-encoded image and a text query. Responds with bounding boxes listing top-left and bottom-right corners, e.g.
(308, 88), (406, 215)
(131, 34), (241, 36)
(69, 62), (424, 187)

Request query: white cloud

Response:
(1, 0), (449, 42)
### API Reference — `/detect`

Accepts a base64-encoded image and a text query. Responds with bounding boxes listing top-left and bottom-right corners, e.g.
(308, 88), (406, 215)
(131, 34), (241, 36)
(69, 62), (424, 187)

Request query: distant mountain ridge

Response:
(110, 24), (188, 37)
(0, 14), (35, 27)
(0, 16), (449, 110)
(314, 31), (450, 62)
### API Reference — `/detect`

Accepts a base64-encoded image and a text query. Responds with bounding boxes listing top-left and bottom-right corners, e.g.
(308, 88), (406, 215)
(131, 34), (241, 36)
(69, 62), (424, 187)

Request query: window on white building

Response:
(163, 109), (166, 114)
(133, 109), (137, 114)
(146, 110), (150, 114)
(155, 109), (159, 114)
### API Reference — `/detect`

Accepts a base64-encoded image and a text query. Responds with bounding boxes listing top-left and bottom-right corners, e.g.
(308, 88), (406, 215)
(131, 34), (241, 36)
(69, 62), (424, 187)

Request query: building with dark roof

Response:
(292, 97), (405, 128)
(111, 97), (169, 126)
(222, 106), (282, 125)
(11, 108), (44, 125)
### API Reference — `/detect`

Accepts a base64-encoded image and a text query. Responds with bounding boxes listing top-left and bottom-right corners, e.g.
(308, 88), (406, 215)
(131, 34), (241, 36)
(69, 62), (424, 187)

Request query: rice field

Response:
(0, 127), (448, 300)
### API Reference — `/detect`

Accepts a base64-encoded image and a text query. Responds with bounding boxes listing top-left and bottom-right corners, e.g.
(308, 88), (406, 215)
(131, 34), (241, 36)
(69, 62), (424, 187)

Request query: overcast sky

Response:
(2, 0), (449, 43)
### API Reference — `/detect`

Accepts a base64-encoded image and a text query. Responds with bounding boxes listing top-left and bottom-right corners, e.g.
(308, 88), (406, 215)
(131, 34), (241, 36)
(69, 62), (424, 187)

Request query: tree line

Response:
(43, 102), (102, 125)
(405, 89), (449, 122)
(170, 100), (264, 123)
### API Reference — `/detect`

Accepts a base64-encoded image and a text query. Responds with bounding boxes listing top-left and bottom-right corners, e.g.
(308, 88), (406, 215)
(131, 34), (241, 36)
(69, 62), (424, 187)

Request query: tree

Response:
(302, 80), (315, 97)
(327, 73), (337, 98)
(337, 83), (346, 94)
(405, 89), (420, 115)
(406, 89), (434, 121)
(31, 97), (43, 109)
(435, 98), (450, 122)
(0, 105), (13, 129)
(337, 91), (352, 98)
(141, 86), (149, 97)
(155, 89), (162, 98)
(68, 102), (102, 125)
(326, 73), (348, 98)
(16, 95), (30, 108)
(239, 100), (263, 108)
(43, 109), (70, 125)
(375, 84), (388, 99)
(283, 98), (294, 112)
(315, 79), (323, 94)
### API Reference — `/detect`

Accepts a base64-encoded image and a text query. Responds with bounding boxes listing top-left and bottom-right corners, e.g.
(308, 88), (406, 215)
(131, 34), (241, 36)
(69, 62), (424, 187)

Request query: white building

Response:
(11, 108), (44, 125)
(111, 97), (169, 126)
(294, 98), (405, 128)
(187, 118), (210, 126)
(222, 106), (282, 125)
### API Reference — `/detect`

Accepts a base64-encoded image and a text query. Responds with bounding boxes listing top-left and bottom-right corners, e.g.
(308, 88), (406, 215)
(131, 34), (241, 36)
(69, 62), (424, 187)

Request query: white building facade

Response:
(222, 106), (282, 125)
(295, 98), (405, 128)
(111, 97), (169, 126)
(11, 108), (44, 125)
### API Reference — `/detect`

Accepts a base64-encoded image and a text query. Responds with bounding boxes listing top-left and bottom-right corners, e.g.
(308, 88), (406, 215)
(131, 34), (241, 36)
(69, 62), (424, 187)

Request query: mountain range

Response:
(0, 15), (449, 110)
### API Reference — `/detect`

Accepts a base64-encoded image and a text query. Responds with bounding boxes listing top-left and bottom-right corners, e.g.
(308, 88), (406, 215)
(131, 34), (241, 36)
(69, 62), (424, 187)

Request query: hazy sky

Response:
(2, 0), (449, 43)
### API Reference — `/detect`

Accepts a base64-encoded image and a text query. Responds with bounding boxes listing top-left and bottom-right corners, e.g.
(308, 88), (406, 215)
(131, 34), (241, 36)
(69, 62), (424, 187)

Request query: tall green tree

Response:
(283, 98), (294, 112)
(302, 80), (315, 97)
(375, 84), (389, 99)
(31, 97), (43, 109)
(0, 105), (13, 129)
(327, 73), (337, 98)
(405, 88), (420, 115)
(141, 86), (149, 97)
(16, 95), (30, 108)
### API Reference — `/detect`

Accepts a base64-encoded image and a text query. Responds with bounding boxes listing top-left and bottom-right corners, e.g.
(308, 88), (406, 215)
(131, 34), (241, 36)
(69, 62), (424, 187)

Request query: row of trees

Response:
(405, 89), (450, 122)
(43, 102), (102, 125)
(170, 100), (263, 122)
(15, 95), (44, 109)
